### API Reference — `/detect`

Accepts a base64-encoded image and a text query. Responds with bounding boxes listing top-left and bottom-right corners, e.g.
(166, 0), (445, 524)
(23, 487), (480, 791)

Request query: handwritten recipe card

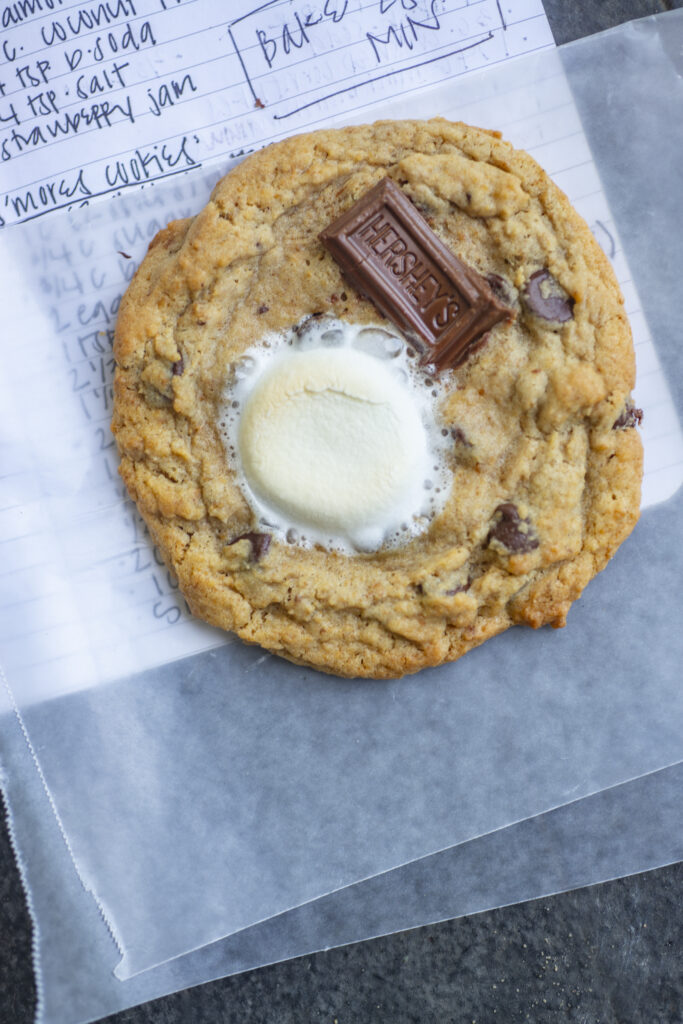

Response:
(1, 2), (682, 704)
(0, 0), (553, 225)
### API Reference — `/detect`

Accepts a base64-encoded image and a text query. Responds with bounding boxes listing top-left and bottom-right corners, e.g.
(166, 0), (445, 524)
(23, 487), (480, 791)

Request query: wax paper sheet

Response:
(1, 11), (683, 1024)
(3, 716), (680, 1024)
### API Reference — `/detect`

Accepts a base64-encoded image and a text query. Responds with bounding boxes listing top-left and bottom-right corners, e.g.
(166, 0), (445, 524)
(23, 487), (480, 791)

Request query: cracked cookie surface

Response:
(112, 119), (642, 678)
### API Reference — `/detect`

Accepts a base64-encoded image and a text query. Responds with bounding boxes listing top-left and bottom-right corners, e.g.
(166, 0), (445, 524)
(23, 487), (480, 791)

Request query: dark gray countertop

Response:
(2, 2), (682, 1022)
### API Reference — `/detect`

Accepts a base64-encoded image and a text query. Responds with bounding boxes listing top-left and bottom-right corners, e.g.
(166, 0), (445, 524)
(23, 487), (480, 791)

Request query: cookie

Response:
(112, 119), (642, 679)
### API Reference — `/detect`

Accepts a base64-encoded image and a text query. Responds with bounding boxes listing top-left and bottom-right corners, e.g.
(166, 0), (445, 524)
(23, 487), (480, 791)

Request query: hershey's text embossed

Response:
(320, 178), (512, 370)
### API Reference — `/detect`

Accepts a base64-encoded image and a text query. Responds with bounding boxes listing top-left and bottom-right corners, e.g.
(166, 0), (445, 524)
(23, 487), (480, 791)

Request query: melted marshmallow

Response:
(218, 318), (453, 553)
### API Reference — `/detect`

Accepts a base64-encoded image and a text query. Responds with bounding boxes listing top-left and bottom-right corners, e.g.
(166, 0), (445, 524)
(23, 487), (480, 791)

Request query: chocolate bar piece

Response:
(320, 178), (512, 370)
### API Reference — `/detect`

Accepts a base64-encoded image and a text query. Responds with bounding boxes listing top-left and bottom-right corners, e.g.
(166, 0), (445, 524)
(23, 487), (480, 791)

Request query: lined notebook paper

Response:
(0, 0), (553, 226)
(1, 5), (682, 704)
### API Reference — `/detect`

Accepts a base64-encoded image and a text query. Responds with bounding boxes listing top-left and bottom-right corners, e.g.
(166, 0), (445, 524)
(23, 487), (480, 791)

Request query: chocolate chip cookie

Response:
(112, 119), (642, 678)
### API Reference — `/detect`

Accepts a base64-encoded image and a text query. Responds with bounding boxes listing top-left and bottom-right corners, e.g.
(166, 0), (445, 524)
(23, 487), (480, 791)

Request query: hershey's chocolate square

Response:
(319, 178), (512, 370)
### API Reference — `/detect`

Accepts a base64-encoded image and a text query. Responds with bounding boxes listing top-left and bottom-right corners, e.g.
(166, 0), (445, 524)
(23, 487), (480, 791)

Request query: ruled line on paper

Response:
(241, 16), (553, 123)
(13, 165), (204, 224)
(270, 33), (496, 120)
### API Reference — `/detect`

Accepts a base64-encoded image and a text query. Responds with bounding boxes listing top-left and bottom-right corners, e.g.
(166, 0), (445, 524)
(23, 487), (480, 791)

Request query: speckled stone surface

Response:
(2, 3), (682, 1023)
(547, 0), (681, 44)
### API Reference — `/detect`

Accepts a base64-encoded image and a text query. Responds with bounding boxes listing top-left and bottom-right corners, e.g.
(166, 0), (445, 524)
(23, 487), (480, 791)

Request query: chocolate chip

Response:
(445, 578), (471, 596)
(228, 532), (271, 562)
(257, 304), (269, 315)
(613, 402), (643, 430)
(293, 313), (329, 344)
(417, 576), (470, 597)
(486, 273), (517, 307)
(413, 201), (433, 220)
(117, 250), (132, 259)
(293, 312), (324, 337)
(522, 269), (574, 323)
(451, 427), (473, 448)
(486, 503), (539, 554)
(172, 356), (184, 376)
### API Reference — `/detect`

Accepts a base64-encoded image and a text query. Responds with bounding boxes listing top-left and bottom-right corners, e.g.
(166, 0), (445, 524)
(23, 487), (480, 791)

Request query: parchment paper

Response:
(3, 715), (680, 1023)
(1, 11), (682, 1024)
